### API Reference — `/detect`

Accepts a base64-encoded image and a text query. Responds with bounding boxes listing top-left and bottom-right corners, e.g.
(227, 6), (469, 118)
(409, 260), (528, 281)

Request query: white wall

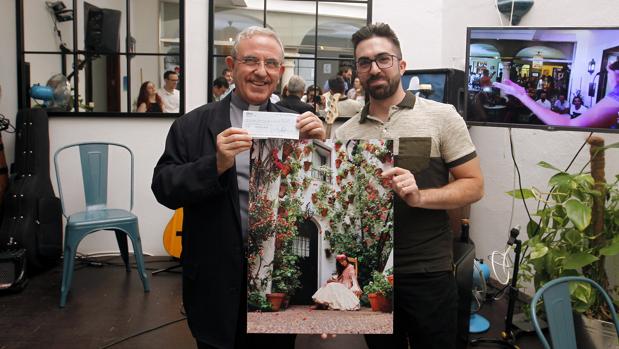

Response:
(376, 0), (619, 293)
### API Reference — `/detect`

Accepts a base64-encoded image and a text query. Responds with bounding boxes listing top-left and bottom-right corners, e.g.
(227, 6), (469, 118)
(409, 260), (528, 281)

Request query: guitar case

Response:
(0, 108), (62, 271)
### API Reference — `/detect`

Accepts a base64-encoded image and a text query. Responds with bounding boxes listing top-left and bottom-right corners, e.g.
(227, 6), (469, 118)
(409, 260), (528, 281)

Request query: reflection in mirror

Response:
(316, 2), (366, 58)
(26, 54), (74, 111)
(131, 0), (180, 54)
(131, 55), (180, 113)
(24, 0), (75, 52)
(213, 5), (262, 56)
(82, 55), (127, 112)
(266, 0), (317, 57)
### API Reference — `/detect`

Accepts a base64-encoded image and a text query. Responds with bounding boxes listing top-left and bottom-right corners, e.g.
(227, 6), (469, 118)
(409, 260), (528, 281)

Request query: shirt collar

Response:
(231, 91), (269, 111)
(359, 91), (416, 124)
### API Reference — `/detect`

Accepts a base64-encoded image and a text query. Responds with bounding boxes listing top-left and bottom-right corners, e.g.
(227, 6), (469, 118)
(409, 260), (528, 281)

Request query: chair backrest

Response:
(347, 257), (358, 276)
(54, 142), (134, 217)
(530, 276), (619, 349)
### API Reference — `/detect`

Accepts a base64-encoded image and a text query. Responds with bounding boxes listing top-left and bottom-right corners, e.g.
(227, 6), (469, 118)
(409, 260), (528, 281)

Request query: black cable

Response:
(508, 128), (533, 223)
(0, 113), (15, 133)
(99, 316), (187, 349)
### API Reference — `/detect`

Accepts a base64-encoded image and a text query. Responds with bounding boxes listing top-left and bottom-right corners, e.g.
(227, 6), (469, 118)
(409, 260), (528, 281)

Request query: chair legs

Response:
(59, 223), (150, 307)
(114, 229), (131, 272)
(60, 243), (78, 307)
(124, 223), (150, 293)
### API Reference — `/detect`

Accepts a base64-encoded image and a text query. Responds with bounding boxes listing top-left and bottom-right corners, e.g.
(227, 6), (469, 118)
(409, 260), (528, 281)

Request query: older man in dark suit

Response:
(152, 26), (325, 349)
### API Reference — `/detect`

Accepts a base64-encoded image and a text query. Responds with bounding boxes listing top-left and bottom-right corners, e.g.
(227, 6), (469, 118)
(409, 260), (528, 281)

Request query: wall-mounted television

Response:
(465, 27), (619, 133)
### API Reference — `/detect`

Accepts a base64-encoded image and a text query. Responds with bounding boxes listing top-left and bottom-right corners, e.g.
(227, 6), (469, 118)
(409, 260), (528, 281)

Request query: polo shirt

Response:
(335, 91), (476, 273)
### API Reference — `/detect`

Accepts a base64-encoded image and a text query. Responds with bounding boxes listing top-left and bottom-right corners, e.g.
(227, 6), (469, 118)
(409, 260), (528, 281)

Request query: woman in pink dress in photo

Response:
(312, 254), (362, 310)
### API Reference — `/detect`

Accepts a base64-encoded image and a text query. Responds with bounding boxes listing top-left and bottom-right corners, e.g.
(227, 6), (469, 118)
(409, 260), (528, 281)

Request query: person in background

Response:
(347, 76), (366, 103)
(335, 22), (484, 349)
(329, 76), (363, 117)
(277, 75), (315, 114)
(552, 94), (570, 114)
(221, 68), (235, 100)
(536, 91), (551, 110)
(212, 77), (230, 102)
(151, 26), (325, 349)
(570, 95), (588, 118)
(158, 71), (180, 113)
(137, 81), (163, 112)
(494, 60), (619, 128)
(323, 66), (353, 93)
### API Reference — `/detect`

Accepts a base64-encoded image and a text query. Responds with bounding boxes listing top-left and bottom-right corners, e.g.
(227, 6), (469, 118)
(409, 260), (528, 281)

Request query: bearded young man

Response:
(335, 23), (484, 349)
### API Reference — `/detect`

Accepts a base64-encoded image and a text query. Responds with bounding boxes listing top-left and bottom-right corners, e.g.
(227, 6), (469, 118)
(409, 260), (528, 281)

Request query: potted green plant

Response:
(507, 138), (619, 348)
(248, 291), (273, 312)
(363, 271), (393, 313)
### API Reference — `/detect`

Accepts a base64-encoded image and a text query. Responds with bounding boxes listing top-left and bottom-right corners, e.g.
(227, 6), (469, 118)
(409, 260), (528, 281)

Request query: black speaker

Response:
(84, 2), (121, 53)
(453, 240), (475, 349)
(0, 246), (28, 293)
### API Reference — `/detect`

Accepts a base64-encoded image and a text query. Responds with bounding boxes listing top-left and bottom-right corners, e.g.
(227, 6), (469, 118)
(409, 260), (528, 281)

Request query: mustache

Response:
(366, 75), (386, 84)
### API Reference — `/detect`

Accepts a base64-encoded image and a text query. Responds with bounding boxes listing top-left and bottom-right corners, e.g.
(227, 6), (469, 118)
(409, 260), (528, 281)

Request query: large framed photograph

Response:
(247, 139), (394, 334)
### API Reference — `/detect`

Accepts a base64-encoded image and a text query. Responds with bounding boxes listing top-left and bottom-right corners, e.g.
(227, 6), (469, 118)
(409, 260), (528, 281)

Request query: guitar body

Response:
(163, 208), (183, 258)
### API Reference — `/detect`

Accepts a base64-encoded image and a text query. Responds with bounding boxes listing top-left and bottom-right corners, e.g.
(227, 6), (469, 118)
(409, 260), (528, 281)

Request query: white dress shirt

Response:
(158, 88), (180, 113)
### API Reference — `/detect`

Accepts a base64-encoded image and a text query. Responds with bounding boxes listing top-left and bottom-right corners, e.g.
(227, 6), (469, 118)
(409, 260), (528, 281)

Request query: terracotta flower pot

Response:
(279, 183), (287, 198)
(378, 294), (392, 313)
(321, 208), (328, 217)
(303, 146), (312, 156)
(304, 161), (312, 171)
(311, 193), (318, 204)
(266, 293), (286, 312)
(334, 142), (342, 152)
(335, 159), (342, 169)
(368, 293), (381, 311)
(387, 275), (394, 286)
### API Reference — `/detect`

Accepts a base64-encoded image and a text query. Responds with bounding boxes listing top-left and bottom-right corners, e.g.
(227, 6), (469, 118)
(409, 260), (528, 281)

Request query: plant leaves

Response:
(530, 243), (549, 259)
(602, 141), (619, 150)
(506, 188), (535, 199)
(569, 281), (592, 304)
(599, 237), (619, 256)
(549, 173), (573, 187)
(564, 199), (591, 231)
(538, 161), (562, 172)
(563, 252), (598, 270)
(527, 220), (541, 238)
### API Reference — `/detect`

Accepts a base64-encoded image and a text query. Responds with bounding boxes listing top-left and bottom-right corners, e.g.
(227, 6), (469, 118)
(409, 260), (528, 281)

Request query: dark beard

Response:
(365, 75), (401, 100)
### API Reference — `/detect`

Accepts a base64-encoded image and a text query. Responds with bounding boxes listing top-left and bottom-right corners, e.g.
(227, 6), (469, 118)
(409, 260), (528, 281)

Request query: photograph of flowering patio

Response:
(247, 139), (395, 334)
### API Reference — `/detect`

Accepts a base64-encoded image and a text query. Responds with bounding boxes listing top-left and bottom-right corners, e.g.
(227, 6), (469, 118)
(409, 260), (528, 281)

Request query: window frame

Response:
(16, 0), (185, 117)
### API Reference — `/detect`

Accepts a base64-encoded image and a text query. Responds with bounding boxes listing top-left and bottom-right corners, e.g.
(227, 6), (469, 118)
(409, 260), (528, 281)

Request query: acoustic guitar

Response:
(162, 208), (183, 258)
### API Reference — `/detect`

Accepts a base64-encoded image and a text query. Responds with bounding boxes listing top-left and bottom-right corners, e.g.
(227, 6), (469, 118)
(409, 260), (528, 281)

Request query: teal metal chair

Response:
(530, 276), (619, 349)
(54, 142), (150, 307)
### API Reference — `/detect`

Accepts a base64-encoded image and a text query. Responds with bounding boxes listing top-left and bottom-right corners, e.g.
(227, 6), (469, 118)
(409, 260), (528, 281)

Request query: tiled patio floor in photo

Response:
(248, 305), (392, 334)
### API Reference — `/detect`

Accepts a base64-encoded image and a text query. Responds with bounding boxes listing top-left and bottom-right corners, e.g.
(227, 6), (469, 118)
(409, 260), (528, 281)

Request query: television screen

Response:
(465, 27), (619, 132)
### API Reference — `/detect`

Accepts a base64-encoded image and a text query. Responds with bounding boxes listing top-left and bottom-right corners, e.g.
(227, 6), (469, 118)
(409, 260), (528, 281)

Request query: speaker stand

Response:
(470, 227), (523, 349)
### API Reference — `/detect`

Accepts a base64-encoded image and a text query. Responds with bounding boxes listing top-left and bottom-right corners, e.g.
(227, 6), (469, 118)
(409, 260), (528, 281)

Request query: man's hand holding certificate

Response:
(242, 111), (299, 139)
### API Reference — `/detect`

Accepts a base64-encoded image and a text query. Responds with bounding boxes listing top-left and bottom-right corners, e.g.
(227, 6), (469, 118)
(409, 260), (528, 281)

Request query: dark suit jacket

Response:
(276, 95), (315, 114)
(151, 94), (293, 348)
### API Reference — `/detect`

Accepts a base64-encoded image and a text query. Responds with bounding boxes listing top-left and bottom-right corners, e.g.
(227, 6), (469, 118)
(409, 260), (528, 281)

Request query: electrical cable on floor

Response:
(99, 316), (187, 349)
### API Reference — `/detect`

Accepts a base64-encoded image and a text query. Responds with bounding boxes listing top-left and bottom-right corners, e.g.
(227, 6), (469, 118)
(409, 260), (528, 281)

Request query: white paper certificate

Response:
(242, 111), (299, 139)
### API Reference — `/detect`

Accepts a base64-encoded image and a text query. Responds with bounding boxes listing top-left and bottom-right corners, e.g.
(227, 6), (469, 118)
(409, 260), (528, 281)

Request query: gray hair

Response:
(286, 75), (306, 95)
(232, 26), (285, 60)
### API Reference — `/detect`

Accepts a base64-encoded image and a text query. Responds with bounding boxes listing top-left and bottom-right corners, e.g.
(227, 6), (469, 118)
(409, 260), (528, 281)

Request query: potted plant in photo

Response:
(248, 291), (273, 312)
(508, 138), (619, 348)
(363, 271), (393, 313)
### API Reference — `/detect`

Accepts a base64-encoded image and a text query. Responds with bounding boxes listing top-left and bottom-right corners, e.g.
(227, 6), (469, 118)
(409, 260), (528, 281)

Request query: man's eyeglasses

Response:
(356, 54), (400, 73)
(236, 56), (282, 71)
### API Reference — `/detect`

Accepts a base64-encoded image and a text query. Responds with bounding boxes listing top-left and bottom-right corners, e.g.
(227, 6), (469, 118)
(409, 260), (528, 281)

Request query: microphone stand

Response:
(470, 226), (523, 349)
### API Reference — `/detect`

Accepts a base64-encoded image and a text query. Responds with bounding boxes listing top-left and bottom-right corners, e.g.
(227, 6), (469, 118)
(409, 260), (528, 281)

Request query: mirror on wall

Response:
(209, 0), (369, 102)
(17, 0), (184, 116)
